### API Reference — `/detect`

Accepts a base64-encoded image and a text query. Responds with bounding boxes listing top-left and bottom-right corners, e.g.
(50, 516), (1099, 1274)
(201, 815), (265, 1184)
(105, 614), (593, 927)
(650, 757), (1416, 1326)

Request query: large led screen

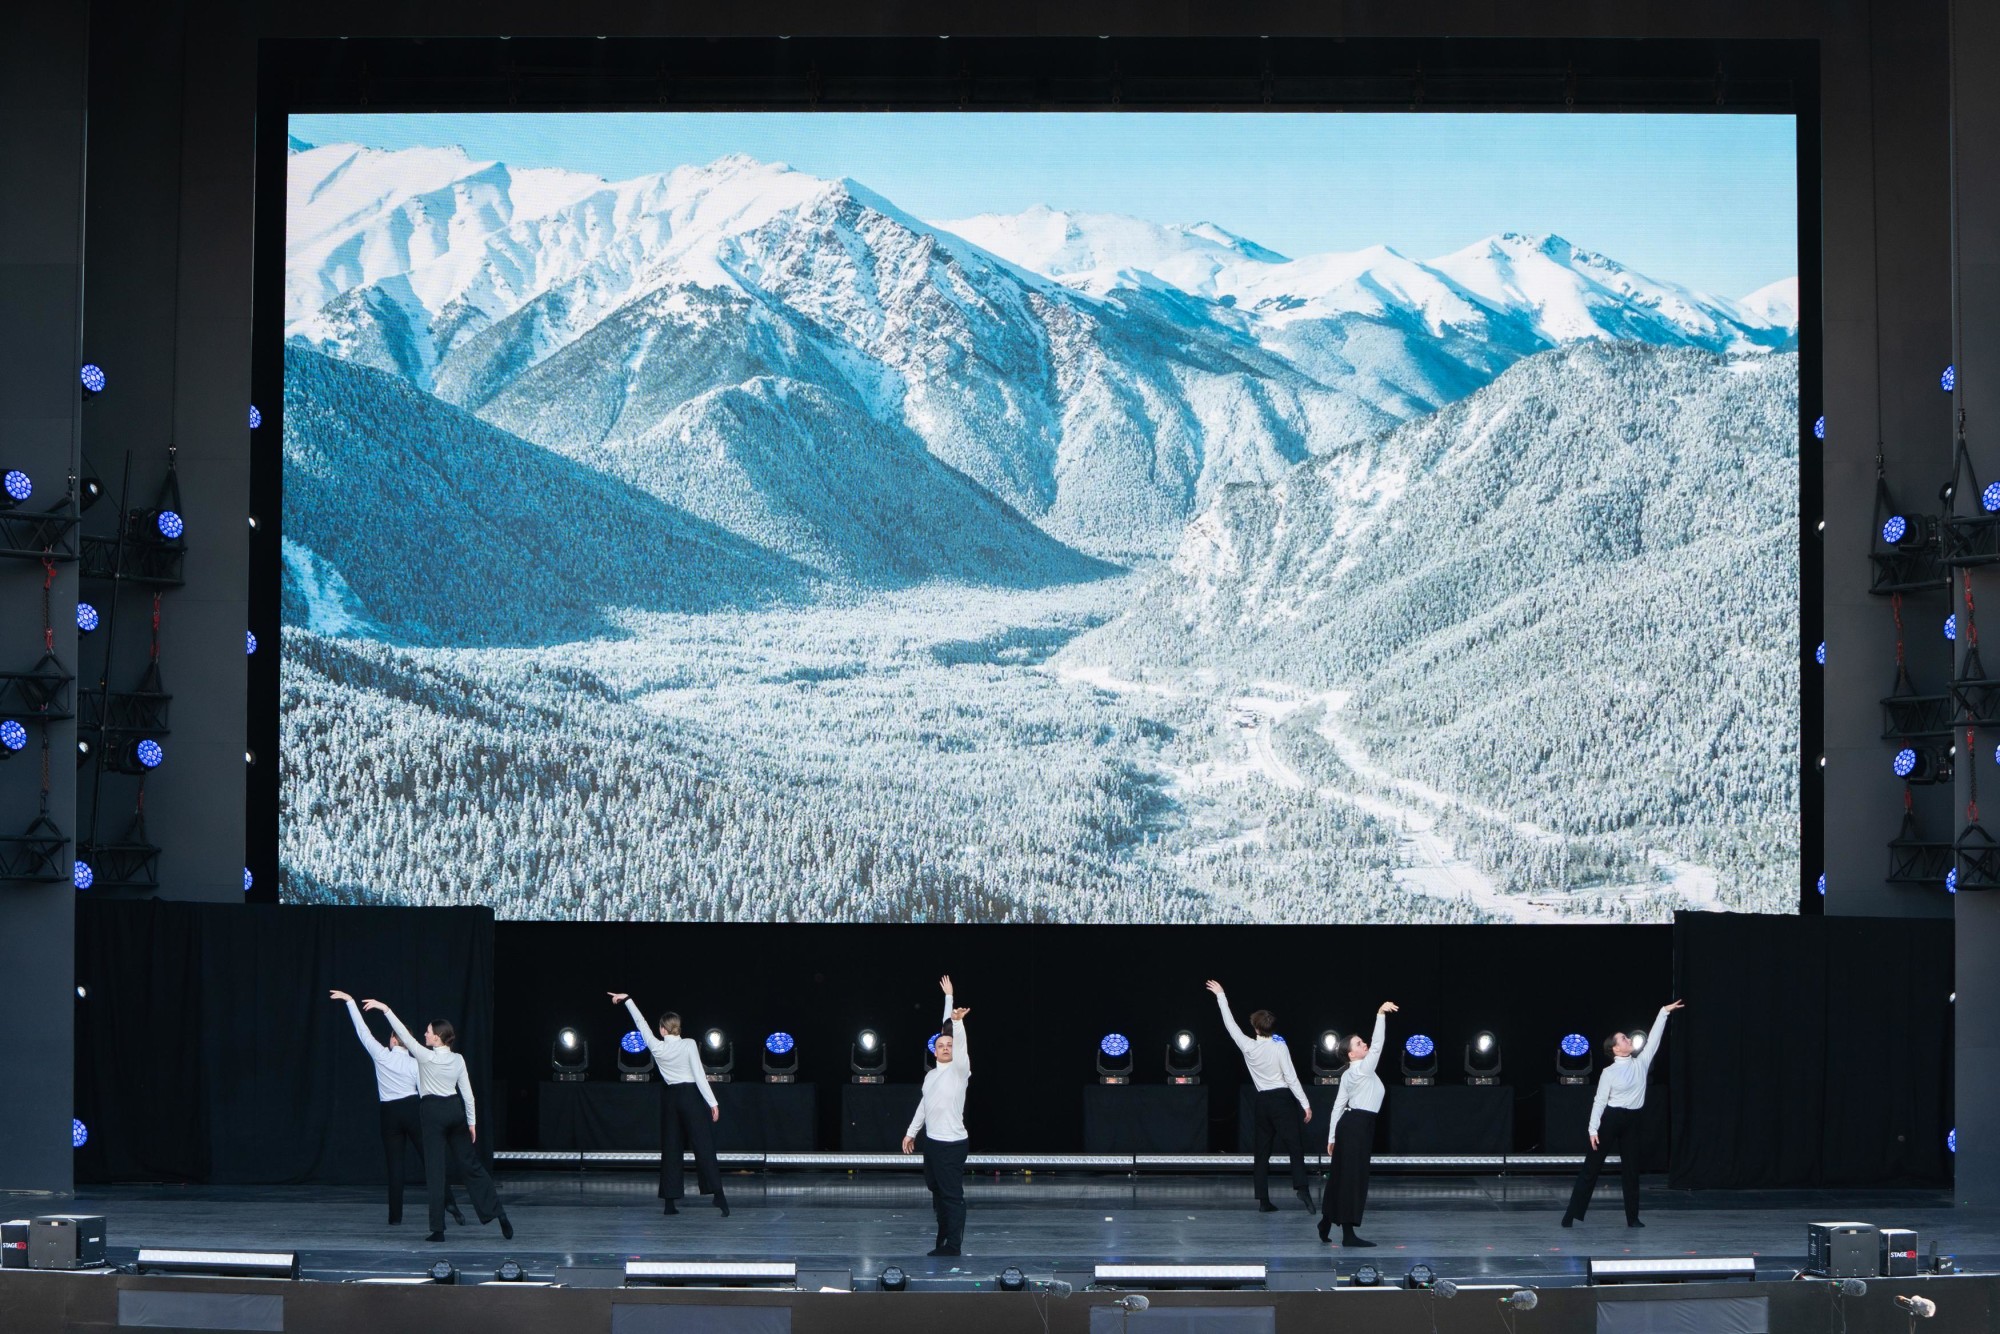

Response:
(280, 112), (1801, 923)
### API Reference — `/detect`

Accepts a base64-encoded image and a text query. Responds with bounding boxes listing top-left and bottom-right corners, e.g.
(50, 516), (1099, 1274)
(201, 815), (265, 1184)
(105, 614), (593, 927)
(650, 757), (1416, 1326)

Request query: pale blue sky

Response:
(293, 111), (1797, 298)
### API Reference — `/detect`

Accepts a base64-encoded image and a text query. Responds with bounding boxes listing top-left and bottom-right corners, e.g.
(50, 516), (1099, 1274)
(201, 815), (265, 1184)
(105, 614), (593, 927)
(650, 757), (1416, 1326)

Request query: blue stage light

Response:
(74, 860), (93, 890)
(246, 630), (258, 655)
(1100, 1033), (1131, 1058)
(3, 470), (30, 503)
(1895, 748), (1919, 778)
(243, 867), (253, 892)
(1815, 641), (1825, 665)
(136, 739), (163, 769)
(1950, 1128), (1958, 1153)
(80, 364), (105, 394)
(1985, 482), (2000, 514)
(1559, 1033), (1590, 1058)
(1943, 365), (1957, 392)
(1882, 515), (1908, 545)
(76, 602), (98, 633)
(1948, 868), (1959, 893)
(248, 405), (262, 429)
(926, 1033), (938, 1056)
(1813, 415), (1826, 440)
(765, 1032), (795, 1056)
(621, 1031), (647, 1054)
(72, 1119), (88, 1149)
(0, 720), (24, 753)
(1947, 615), (1958, 641)
(1817, 873), (1826, 896)
(1404, 1034), (1435, 1058)
(157, 510), (184, 540)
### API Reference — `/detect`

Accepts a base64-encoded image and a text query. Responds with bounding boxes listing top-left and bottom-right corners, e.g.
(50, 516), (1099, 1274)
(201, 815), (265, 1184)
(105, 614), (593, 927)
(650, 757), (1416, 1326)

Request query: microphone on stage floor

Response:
(1115, 1295), (1149, 1313)
(1832, 1277), (1867, 1297)
(1897, 1294), (1937, 1318)
(1044, 1279), (1073, 1297)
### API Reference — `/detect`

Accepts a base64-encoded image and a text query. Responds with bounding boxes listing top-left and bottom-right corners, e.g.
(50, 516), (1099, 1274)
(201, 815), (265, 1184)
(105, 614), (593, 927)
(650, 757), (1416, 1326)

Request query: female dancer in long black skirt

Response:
(1318, 1001), (1397, 1247)
(364, 1000), (512, 1243)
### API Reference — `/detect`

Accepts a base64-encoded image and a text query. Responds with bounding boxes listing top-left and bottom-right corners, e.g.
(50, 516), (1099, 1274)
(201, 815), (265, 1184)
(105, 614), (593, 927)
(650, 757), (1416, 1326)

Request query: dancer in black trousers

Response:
(1319, 1001), (1398, 1247)
(330, 990), (463, 1228)
(365, 1001), (512, 1244)
(902, 976), (971, 1257)
(611, 992), (728, 1217)
(1563, 1000), (1683, 1228)
(1207, 980), (1314, 1211)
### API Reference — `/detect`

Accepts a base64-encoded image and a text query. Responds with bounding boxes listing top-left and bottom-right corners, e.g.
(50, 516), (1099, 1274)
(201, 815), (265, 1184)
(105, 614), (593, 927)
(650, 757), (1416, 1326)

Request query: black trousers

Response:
(920, 1136), (969, 1248)
(418, 1094), (501, 1233)
(1321, 1108), (1378, 1228)
(660, 1081), (724, 1201)
(379, 1096), (460, 1224)
(1251, 1088), (1309, 1202)
(1565, 1105), (1643, 1221)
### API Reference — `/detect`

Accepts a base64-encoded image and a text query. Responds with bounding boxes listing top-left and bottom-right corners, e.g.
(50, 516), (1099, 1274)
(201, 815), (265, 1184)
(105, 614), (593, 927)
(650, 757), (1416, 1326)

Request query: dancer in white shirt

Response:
(902, 975), (971, 1256)
(610, 992), (727, 1217)
(1206, 981), (1314, 1211)
(329, 990), (463, 1228)
(1562, 1000), (1683, 1228)
(1318, 1001), (1398, 1247)
(362, 1000), (512, 1243)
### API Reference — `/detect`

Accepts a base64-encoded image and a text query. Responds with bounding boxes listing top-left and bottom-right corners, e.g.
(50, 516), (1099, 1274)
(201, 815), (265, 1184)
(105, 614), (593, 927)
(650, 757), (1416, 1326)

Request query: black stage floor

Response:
(62, 1170), (1989, 1289)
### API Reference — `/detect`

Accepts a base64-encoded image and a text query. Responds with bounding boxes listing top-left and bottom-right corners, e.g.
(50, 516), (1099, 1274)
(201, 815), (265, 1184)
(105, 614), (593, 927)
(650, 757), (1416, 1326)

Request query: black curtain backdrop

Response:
(1670, 913), (1953, 1189)
(74, 901), (493, 1186)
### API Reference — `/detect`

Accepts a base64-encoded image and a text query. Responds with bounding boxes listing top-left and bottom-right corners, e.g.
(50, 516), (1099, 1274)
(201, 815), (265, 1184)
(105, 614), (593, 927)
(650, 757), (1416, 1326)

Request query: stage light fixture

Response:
(1814, 416), (1826, 440)
(428, 1260), (457, 1284)
(1165, 1030), (1202, 1084)
(1628, 1028), (1648, 1054)
(1949, 1128), (1956, 1152)
(0, 721), (25, 754)
(80, 364), (105, 396)
(1557, 1033), (1592, 1085)
(618, 1030), (653, 1082)
(702, 1028), (734, 1082)
(1892, 745), (1953, 784)
(1585, 1256), (1756, 1285)
(1949, 868), (1959, 893)
(926, 1032), (939, 1065)
(1351, 1263), (1382, 1287)
(624, 1260), (798, 1287)
(851, 1028), (886, 1083)
(551, 1028), (588, 1081)
(1464, 1031), (1502, 1085)
(1091, 1264), (1266, 1289)
(1405, 1263), (1438, 1290)
(999, 1265), (1026, 1291)
(494, 1259), (526, 1282)
(1, 470), (29, 508)
(76, 603), (97, 633)
(73, 861), (92, 890)
(71, 1119), (87, 1149)
(136, 1248), (299, 1280)
(79, 476), (101, 511)
(242, 868), (253, 892)
(247, 630), (258, 655)
(1312, 1030), (1344, 1084)
(1502, 1289), (1538, 1310)
(1883, 515), (1910, 545)
(1816, 641), (1825, 664)
(879, 1265), (907, 1291)
(1097, 1032), (1133, 1085)
(1947, 614), (1958, 641)
(1402, 1033), (1437, 1086)
(249, 405), (263, 429)
(1817, 873), (1827, 896)
(156, 510), (183, 540)
(764, 1031), (798, 1083)
(134, 740), (163, 769)
(1943, 365), (1957, 392)
(1985, 483), (2000, 513)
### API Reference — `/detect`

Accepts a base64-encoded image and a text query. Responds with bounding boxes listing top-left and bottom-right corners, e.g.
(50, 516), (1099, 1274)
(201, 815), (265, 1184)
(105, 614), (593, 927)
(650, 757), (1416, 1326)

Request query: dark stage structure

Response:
(5, 0), (2000, 1331)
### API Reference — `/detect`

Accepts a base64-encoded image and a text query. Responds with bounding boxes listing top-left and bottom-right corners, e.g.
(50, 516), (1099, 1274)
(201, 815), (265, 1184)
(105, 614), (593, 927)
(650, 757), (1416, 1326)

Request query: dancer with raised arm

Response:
(1562, 1000), (1685, 1229)
(902, 975), (971, 1257)
(610, 992), (727, 1217)
(328, 989), (463, 1229)
(361, 999), (512, 1243)
(1206, 980), (1314, 1211)
(1319, 1001), (1398, 1247)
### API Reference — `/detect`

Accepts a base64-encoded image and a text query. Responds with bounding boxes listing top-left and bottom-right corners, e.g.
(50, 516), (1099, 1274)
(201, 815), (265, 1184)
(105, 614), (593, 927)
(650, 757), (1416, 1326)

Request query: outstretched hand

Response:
(608, 992), (629, 1004)
(362, 999), (386, 1013)
(951, 1007), (971, 1022)
(1204, 980), (1224, 996)
(328, 989), (353, 1003)
(940, 975), (954, 995)
(1378, 1001), (1399, 1014)
(1664, 999), (1686, 1012)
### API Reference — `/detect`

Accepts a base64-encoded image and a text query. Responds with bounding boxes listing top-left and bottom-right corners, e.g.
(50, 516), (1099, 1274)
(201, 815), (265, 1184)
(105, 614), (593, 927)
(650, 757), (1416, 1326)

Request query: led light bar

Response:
(1586, 1256), (1757, 1285)
(1093, 1263), (1267, 1288)
(762, 1153), (907, 1167)
(969, 1154), (1131, 1168)
(135, 1248), (298, 1279)
(625, 1260), (798, 1287)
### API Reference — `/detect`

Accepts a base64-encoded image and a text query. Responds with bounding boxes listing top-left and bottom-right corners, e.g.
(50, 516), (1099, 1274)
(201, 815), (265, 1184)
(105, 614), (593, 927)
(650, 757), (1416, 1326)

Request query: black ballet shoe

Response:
(1317, 1221), (1332, 1244)
(926, 1245), (961, 1257)
(662, 1200), (679, 1215)
(1296, 1188), (1316, 1211)
(425, 1231), (445, 1243)
(447, 1204), (466, 1225)
(499, 1212), (514, 1241)
(1341, 1227), (1376, 1248)
(1560, 1214), (1575, 1228)
(1626, 1217), (1645, 1228)
(1257, 1200), (1280, 1213)
(714, 1194), (730, 1218)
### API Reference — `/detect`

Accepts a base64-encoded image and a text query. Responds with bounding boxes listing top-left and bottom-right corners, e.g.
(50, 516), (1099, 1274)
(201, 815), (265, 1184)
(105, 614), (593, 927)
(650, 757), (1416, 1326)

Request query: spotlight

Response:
(71, 1118), (88, 1148)
(1501, 1289), (1538, 1310)
(1165, 1029), (1202, 1084)
(1950, 1128), (1957, 1152)
(851, 1028), (886, 1083)
(242, 867), (253, 893)
(701, 1028), (734, 1082)
(1, 470), (29, 509)
(1097, 1032), (1133, 1085)
(1404, 1263), (1438, 1290)
(1817, 873), (1827, 896)
(136, 1249), (299, 1280)
(156, 510), (184, 540)
(76, 603), (98, 633)
(134, 739), (163, 769)
(1628, 1028), (1648, 1054)
(1893, 745), (1954, 784)
(1943, 365), (1957, 392)
(1463, 1031), (1502, 1086)
(79, 477), (101, 511)
(1557, 1033), (1592, 1084)
(1985, 482), (2000, 513)
(428, 1260), (457, 1284)
(1882, 515), (1912, 545)
(73, 861), (92, 890)
(1899, 1294), (1937, 1318)
(551, 1028), (588, 1081)
(80, 364), (105, 396)
(1401, 1033), (1437, 1086)
(1814, 415), (1826, 440)
(76, 738), (91, 766)
(1816, 641), (1825, 664)
(1351, 1263), (1382, 1287)
(494, 1259), (526, 1282)
(1587, 1256), (1756, 1284)
(0, 720), (25, 754)
(1303, 1029), (1343, 1085)
(248, 405), (262, 430)
(926, 1032), (939, 1066)
(764, 1031), (798, 1083)
(999, 1265), (1026, 1291)
(879, 1265), (907, 1292)
(1949, 868), (1959, 893)
(247, 630), (258, 655)
(1947, 615), (1958, 641)
(618, 1030), (653, 1082)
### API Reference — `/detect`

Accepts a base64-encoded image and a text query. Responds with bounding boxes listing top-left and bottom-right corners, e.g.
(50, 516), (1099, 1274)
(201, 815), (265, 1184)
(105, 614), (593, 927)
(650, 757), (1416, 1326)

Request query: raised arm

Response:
(333, 992), (389, 1061)
(620, 997), (669, 1055)
(1354, 1008), (1389, 1078)
(950, 1008), (969, 1075)
(1206, 981), (1255, 1054)
(367, 1002), (446, 1066)
(1636, 1001), (1681, 1073)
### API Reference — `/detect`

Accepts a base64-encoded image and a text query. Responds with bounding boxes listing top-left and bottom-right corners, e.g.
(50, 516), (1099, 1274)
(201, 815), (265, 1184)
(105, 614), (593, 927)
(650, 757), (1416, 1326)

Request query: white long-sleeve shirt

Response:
(346, 999), (419, 1101)
(906, 994), (969, 1143)
(1330, 1011), (1388, 1133)
(1589, 1006), (1672, 1136)
(383, 1010), (479, 1128)
(1213, 989), (1310, 1113)
(624, 999), (718, 1109)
